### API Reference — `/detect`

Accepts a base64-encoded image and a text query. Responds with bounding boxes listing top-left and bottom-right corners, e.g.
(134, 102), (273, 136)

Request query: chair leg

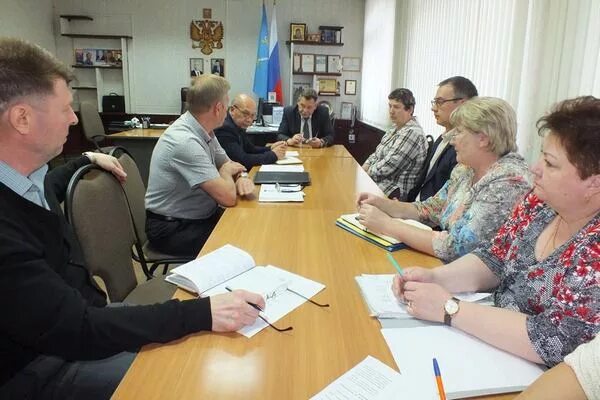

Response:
(149, 263), (160, 276)
(162, 264), (169, 275)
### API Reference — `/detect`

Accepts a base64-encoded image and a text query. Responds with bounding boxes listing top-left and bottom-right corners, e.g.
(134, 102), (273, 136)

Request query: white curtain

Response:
(360, 0), (396, 130)
(364, 0), (600, 163)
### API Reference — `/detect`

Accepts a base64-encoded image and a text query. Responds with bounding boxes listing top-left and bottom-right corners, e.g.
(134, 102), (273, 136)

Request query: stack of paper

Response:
(356, 274), (493, 321)
(336, 213), (432, 252)
(276, 156), (302, 165)
(259, 164), (304, 172)
(381, 327), (545, 399)
(259, 184), (305, 202)
(310, 356), (436, 400)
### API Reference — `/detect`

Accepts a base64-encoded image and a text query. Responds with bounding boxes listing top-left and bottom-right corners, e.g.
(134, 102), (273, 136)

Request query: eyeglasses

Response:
(232, 105), (257, 119)
(257, 287), (330, 333)
(430, 97), (464, 107)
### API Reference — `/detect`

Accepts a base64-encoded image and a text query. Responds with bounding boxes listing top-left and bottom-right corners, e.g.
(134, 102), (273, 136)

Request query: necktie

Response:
(302, 118), (310, 140)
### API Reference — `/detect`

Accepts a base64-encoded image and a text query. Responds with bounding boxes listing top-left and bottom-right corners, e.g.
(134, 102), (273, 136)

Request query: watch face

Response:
(445, 299), (459, 315)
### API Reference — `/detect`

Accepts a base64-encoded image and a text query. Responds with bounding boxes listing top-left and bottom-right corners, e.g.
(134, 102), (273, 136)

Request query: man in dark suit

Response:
(407, 76), (478, 201)
(216, 94), (287, 171)
(277, 88), (335, 148)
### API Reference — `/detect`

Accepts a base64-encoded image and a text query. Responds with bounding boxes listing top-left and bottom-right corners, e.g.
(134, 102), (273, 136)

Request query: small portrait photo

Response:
(211, 58), (225, 77)
(74, 49), (84, 65)
(190, 58), (204, 77)
(82, 49), (95, 66)
(95, 49), (108, 65)
(290, 23), (306, 42)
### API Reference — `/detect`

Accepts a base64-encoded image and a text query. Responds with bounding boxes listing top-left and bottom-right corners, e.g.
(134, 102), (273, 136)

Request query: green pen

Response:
(386, 252), (404, 276)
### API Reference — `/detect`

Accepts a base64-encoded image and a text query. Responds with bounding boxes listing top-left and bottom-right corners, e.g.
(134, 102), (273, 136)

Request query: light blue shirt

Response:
(0, 161), (49, 209)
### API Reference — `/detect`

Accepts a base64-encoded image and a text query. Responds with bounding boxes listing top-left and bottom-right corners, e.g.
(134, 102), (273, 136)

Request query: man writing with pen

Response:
(277, 88), (335, 148)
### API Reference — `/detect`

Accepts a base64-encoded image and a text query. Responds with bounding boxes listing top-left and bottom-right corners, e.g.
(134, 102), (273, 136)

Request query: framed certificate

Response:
(315, 55), (327, 73)
(341, 102), (353, 120)
(327, 55), (340, 73)
(301, 54), (314, 73)
(342, 57), (361, 72)
(344, 80), (357, 95)
(293, 53), (302, 72)
(318, 78), (337, 94)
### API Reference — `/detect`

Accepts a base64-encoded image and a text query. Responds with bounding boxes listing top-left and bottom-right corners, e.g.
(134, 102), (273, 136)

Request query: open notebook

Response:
(166, 245), (326, 337)
(336, 213), (432, 252)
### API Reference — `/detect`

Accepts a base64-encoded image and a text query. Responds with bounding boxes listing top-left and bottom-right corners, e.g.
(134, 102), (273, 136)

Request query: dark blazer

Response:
(215, 112), (277, 171)
(0, 157), (211, 386)
(277, 104), (335, 146)
(407, 136), (457, 202)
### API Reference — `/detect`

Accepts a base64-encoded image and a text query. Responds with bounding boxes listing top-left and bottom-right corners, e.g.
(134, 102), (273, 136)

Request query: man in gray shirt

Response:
(145, 75), (254, 257)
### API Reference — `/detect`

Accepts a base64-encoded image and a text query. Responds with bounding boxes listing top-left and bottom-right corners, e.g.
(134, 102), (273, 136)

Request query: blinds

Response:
(362, 0), (600, 163)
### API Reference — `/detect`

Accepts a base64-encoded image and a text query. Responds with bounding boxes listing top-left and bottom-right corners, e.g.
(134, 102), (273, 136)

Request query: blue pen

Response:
(433, 358), (447, 400)
(386, 252), (404, 276)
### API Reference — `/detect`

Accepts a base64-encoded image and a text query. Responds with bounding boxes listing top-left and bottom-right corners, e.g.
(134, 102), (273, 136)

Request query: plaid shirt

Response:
(364, 119), (427, 198)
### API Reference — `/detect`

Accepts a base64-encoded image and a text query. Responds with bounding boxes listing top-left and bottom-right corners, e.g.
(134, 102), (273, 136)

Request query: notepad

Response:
(356, 274), (493, 319)
(336, 213), (432, 252)
(381, 326), (545, 399)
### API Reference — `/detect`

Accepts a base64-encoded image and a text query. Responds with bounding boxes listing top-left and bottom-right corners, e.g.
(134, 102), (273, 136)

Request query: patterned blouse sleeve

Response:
(414, 178), (451, 227)
(526, 237), (600, 365)
(471, 191), (539, 280)
(431, 175), (530, 261)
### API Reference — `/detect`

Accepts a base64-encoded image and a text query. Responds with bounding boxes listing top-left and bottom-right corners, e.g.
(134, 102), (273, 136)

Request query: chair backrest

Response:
(80, 102), (107, 149)
(110, 147), (149, 245)
(65, 164), (138, 302)
(425, 134), (435, 159)
(181, 87), (189, 114)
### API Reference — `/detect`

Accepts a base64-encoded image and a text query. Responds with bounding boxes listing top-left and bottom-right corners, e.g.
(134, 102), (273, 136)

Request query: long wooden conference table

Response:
(113, 146), (516, 399)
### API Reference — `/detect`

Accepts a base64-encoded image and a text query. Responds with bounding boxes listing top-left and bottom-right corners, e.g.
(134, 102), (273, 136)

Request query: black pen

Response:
(224, 286), (264, 312)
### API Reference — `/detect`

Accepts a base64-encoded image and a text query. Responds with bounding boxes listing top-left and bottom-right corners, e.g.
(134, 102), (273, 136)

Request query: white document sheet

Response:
(381, 327), (545, 399)
(355, 274), (410, 318)
(204, 265), (325, 338)
(276, 156), (303, 165)
(259, 164), (305, 172)
(310, 355), (435, 400)
(285, 151), (299, 157)
(259, 184), (304, 202)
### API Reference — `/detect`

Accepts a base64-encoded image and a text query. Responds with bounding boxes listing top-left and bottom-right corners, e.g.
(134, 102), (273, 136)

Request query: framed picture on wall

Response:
(344, 80), (357, 95)
(293, 53), (302, 72)
(290, 23), (306, 41)
(210, 58), (225, 77)
(341, 102), (353, 120)
(190, 58), (204, 77)
(342, 57), (361, 72)
(301, 54), (315, 73)
(293, 82), (313, 102)
(315, 55), (327, 73)
(327, 55), (340, 73)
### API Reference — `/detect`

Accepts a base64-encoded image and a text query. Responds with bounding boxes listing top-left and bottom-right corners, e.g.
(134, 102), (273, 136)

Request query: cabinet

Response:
(59, 15), (132, 112)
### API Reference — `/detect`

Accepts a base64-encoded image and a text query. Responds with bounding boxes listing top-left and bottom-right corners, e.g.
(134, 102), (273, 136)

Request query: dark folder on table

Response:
(253, 171), (311, 185)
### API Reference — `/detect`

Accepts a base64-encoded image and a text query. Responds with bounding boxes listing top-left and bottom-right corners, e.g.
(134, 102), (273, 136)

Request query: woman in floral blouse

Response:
(392, 96), (600, 367)
(358, 97), (531, 262)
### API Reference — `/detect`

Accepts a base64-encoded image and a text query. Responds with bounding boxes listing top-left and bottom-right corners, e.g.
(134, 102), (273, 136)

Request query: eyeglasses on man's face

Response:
(430, 97), (464, 108)
(232, 105), (257, 119)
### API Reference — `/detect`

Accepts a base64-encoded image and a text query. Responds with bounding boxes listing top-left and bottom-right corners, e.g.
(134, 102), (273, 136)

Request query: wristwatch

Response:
(443, 297), (460, 326)
(238, 172), (249, 179)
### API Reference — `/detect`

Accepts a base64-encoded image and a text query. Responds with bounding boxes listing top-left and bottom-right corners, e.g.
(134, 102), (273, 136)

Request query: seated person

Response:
(358, 97), (531, 262)
(0, 38), (262, 399)
(145, 75), (254, 258)
(408, 76), (479, 201)
(277, 88), (334, 148)
(215, 93), (286, 171)
(362, 88), (427, 200)
(516, 334), (599, 400)
(392, 96), (600, 367)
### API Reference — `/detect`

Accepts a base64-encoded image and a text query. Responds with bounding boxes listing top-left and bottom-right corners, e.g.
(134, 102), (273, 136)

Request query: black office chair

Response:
(181, 87), (189, 114)
(318, 100), (335, 127)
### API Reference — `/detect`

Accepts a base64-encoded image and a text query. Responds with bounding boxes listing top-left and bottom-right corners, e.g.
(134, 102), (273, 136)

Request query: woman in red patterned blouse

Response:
(392, 96), (600, 367)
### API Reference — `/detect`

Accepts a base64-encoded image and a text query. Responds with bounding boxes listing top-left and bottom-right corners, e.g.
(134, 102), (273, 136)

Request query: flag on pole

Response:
(252, 2), (269, 99)
(267, 1), (283, 104)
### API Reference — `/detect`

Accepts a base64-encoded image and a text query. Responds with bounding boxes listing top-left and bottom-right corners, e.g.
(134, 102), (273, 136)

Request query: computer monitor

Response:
(256, 97), (265, 126)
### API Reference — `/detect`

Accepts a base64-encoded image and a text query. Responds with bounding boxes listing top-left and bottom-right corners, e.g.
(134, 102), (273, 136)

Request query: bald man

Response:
(215, 94), (286, 171)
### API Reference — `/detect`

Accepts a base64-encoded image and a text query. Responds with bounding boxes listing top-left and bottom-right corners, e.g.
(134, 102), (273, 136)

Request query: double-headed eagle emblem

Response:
(190, 20), (223, 55)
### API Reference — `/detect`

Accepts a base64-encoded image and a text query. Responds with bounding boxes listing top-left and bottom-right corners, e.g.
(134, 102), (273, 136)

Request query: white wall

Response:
(52, 0), (364, 115)
(0, 0), (56, 53)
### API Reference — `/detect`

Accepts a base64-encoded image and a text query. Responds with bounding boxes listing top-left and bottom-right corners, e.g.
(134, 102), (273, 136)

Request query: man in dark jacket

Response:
(407, 76), (478, 201)
(215, 94), (286, 171)
(0, 37), (263, 400)
(277, 88), (335, 148)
